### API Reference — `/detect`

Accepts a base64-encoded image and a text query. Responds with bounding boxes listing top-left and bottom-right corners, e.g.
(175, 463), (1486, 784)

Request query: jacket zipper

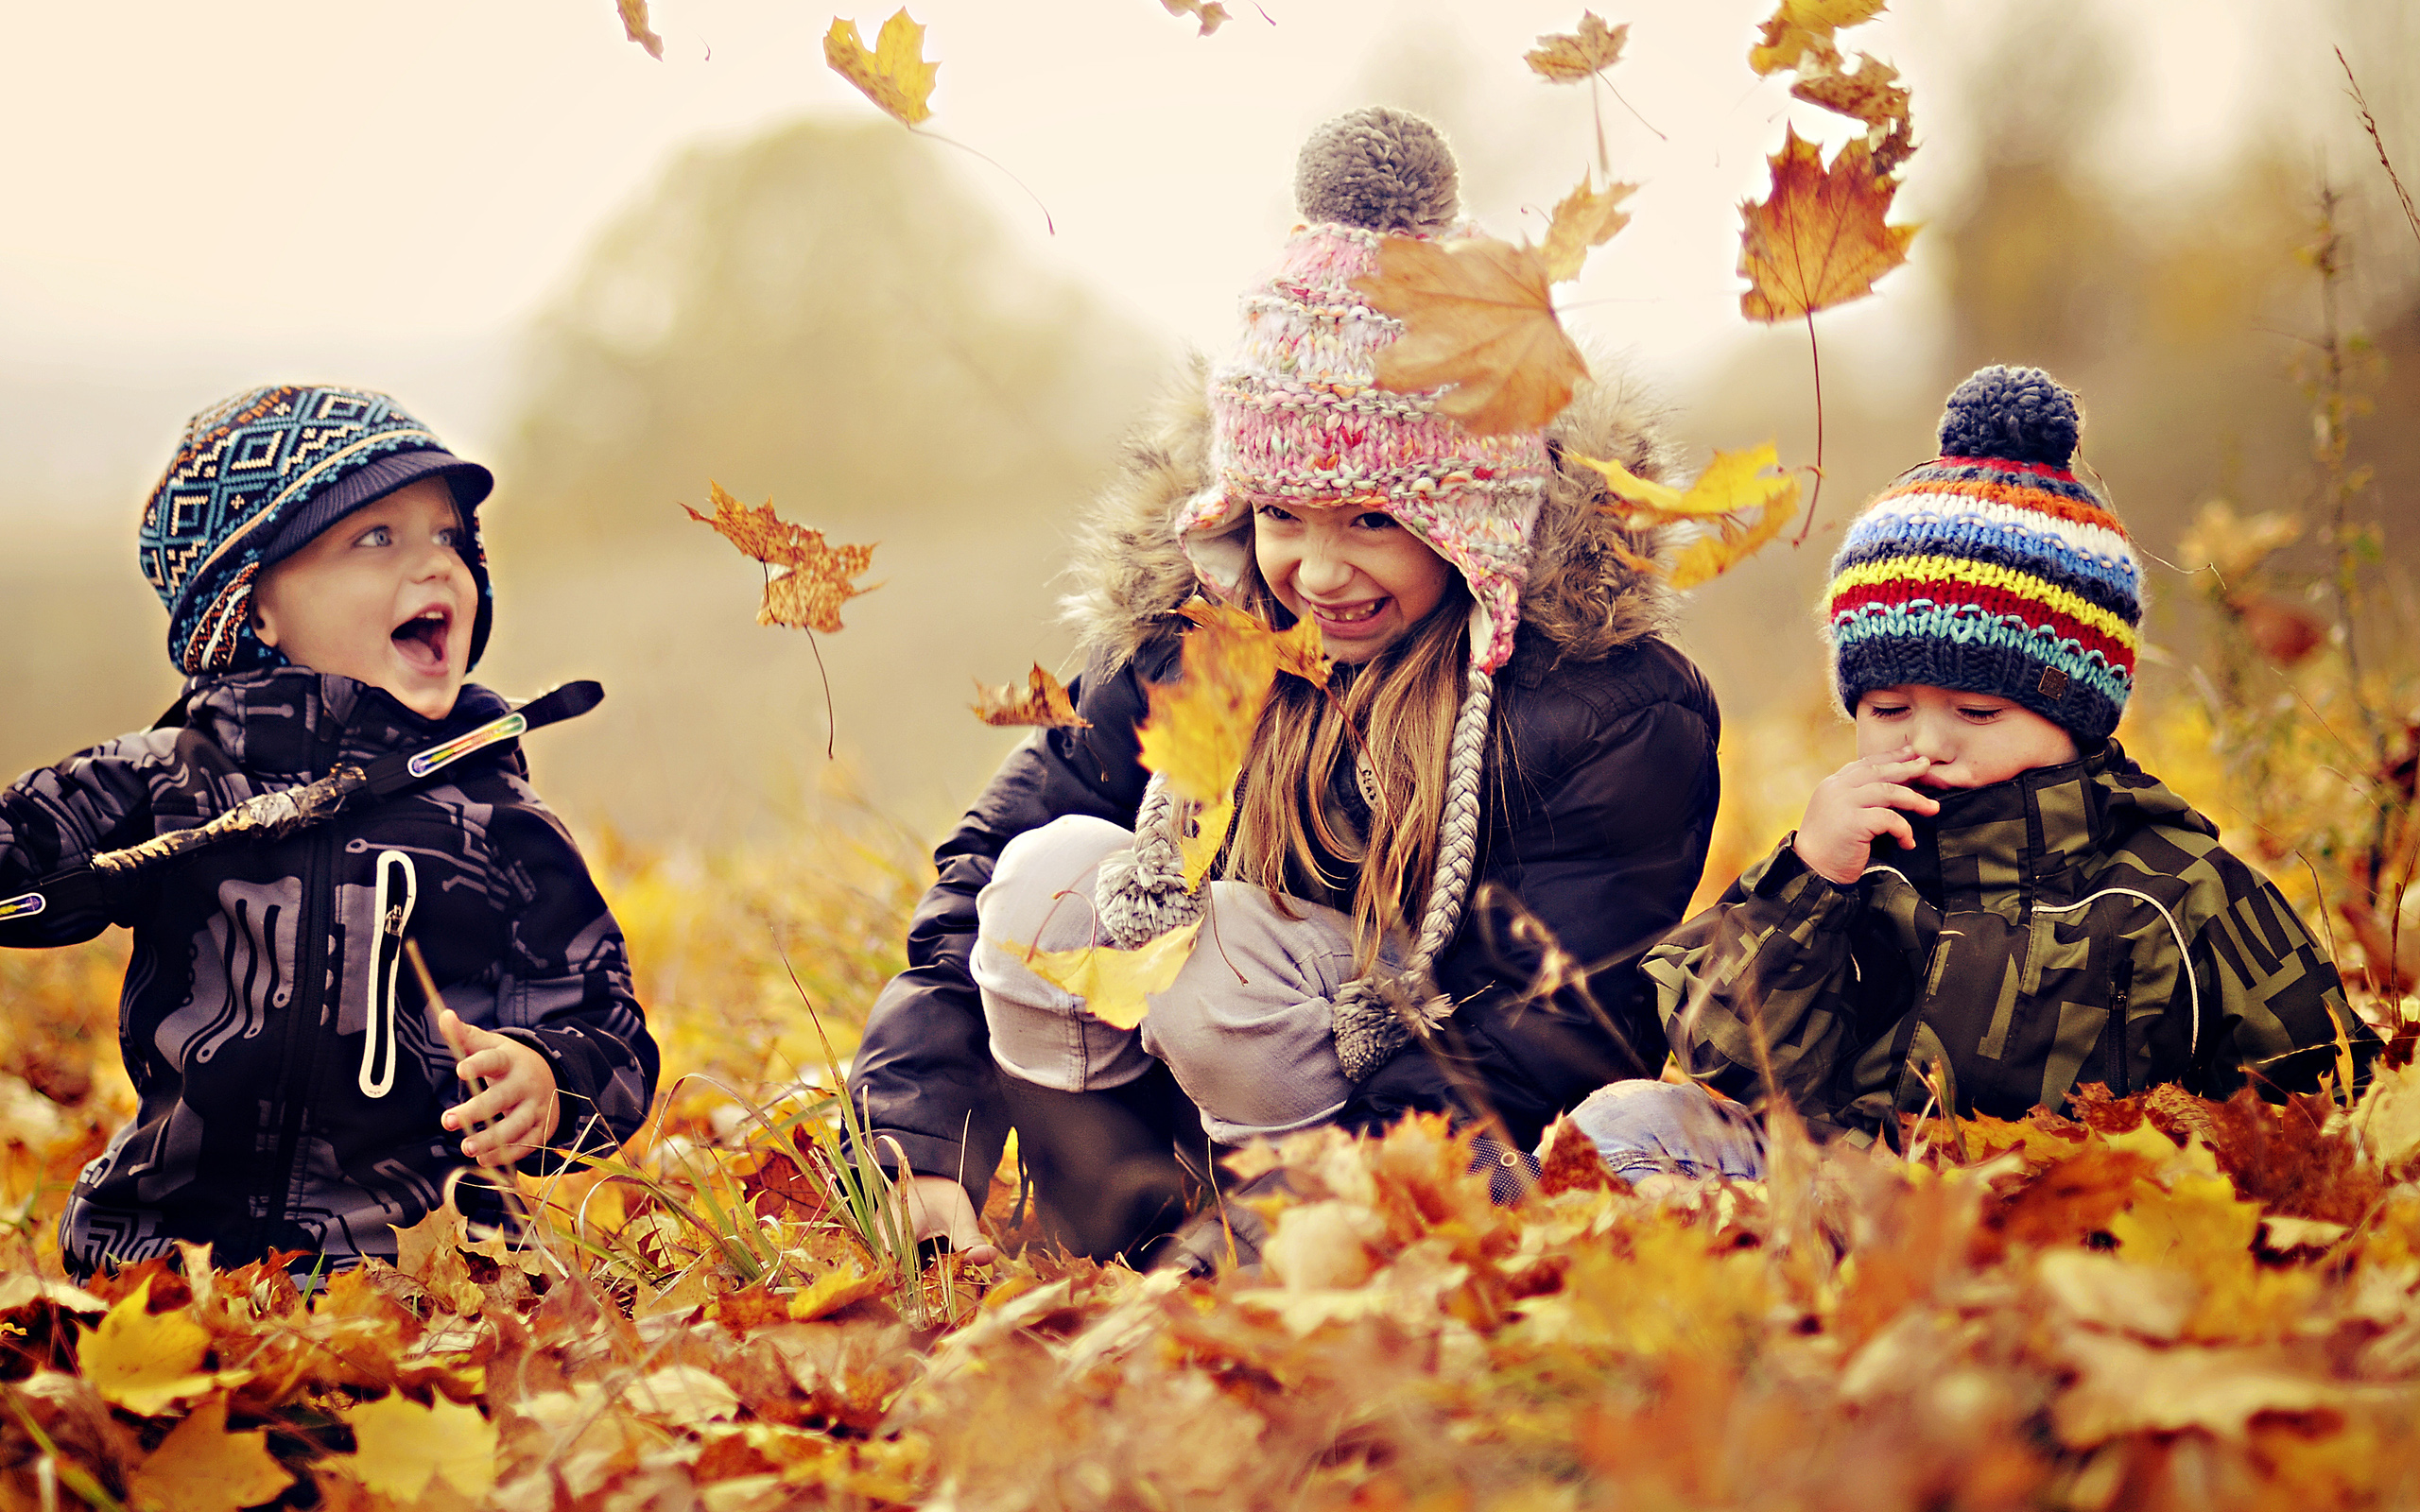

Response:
(361, 851), (416, 1099)
(2105, 954), (2134, 1097)
(254, 824), (333, 1260)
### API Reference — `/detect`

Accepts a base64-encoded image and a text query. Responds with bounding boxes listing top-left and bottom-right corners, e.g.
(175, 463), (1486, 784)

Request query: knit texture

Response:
(141, 386), (495, 676)
(1173, 109), (1553, 677)
(1825, 366), (2140, 741)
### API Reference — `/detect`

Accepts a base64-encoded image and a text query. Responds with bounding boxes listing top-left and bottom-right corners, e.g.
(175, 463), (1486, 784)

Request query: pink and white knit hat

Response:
(1175, 108), (1555, 675)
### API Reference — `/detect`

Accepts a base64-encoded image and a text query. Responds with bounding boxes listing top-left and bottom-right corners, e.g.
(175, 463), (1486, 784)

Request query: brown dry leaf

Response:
(340, 1391), (497, 1503)
(1737, 128), (1916, 322)
(972, 664), (1089, 730)
(126, 1398), (292, 1512)
(1579, 443), (1801, 590)
(1542, 175), (1639, 284)
(1526, 11), (1628, 82)
(1352, 234), (1588, 436)
(1004, 919), (1204, 1030)
(684, 482), (877, 632)
(616, 0), (666, 59)
(824, 9), (939, 128)
(1157, 0), (1230, 36)
(1793, 55), (1915, 176)
(1747, 0), (1887, 77)
(76, 1278), (251, 1418)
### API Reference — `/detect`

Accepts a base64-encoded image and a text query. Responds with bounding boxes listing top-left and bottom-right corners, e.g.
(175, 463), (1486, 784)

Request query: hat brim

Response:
(260, 449), (495, 569)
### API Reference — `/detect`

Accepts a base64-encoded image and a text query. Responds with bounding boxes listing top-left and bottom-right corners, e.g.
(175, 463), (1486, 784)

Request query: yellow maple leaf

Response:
(1004, 919), (1204, 1030)
(1737, 128), (1916, 322)
(684, 482), (878, 633)
(125, 1398), (291, 1512)
(615, 0), (665, 59)
(1525, 11), (1629, 82)
(1353, 234), (1589, 437)
(1541, 175), (1638, 284)
(972, 664), (1090, 730)
(1157, 0), (1230, 36)
(788, 1267), (895, 1321)
(824, 9), (939, 128)
(1747, 0), (1886, 77)
(341, 1391), (497, 1503)
(77, 1278), (251, 1418)
(1579, 443), (1802, 590)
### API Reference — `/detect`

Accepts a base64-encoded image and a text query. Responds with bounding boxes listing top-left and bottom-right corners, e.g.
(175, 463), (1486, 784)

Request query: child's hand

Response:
(894, 1174), (999, 1267)
(436, 1009), (561, 1167)
(1791, 747), (1943, 885)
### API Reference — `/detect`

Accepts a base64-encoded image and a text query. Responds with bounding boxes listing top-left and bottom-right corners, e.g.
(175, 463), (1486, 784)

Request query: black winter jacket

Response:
(0, 668), (658, 1277)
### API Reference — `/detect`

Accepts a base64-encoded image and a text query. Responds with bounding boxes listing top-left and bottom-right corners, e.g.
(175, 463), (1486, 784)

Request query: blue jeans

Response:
(1561, 1079), (1766, 1184)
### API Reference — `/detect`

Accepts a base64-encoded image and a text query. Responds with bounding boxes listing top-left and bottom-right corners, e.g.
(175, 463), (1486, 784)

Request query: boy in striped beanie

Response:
(1565, 365), (2372, 1187)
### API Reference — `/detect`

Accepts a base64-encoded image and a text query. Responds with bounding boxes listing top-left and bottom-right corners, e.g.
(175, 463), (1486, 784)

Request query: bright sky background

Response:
(0, 0), (2375, 509)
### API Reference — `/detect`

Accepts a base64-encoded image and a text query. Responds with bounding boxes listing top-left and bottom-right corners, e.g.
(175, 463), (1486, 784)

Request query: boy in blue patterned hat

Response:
(1564, 366), (2376, 1192)
(0, 385), (658, 1279)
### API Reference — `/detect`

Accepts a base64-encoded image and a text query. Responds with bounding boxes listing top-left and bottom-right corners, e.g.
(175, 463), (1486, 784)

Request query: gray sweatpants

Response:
(971, 814), (1401, 1144)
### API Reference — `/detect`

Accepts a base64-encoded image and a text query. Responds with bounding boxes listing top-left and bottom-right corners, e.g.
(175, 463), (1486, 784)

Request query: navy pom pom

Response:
(1937, 365), (2080, 467)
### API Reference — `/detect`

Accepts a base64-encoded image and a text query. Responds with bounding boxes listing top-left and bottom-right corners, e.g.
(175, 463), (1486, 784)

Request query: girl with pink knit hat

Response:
(848, 109), (1720, 1266)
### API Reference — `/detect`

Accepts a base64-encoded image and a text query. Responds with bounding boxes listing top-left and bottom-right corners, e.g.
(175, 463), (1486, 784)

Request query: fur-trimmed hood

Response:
(1063, 353), (1685, 669)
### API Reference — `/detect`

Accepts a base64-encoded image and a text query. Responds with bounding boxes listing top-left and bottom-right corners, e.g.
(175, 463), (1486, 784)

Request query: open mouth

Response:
(1305, 597), (1388, 627)
(390, 607), (453, 673)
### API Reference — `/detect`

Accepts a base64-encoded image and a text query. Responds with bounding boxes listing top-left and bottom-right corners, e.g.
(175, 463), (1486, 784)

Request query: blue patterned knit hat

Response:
(1825, 366), (2142, 742)
(140, 386), (495, 676)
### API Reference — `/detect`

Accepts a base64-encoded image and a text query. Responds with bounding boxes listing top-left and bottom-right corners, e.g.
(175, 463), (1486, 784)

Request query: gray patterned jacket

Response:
(1649, 743), (2373, 1142)
(0, 668), (658, 1277)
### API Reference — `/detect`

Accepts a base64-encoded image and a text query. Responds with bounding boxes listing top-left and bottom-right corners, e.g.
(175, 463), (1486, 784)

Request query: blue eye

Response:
(435, 527), (460, 547)
(357, 524), (393, 547)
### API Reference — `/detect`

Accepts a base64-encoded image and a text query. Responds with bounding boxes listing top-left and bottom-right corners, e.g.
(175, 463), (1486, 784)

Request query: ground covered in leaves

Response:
(4, 1067), (2420, 1509)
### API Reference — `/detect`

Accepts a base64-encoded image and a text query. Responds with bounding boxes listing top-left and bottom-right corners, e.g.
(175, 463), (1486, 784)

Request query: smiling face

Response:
(1853, 683), (2081, 791)
(1252, 501), (1458, 663)
(250, 478), (477, 720)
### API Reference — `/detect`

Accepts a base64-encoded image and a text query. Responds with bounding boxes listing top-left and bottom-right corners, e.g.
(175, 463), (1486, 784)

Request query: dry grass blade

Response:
(2339, 48), (2420, 254)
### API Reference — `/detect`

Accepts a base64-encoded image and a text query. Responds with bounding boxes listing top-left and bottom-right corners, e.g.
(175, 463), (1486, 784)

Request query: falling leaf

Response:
(1004, 919), (1204, 1030)
(824, 9), (939, 127)
(76, 1278), (251, 1418)
(1157, 0), (1230, 36)
(1578, 443), (1802, 589)
(972, 664), (1089, 730)
(125, 1399), (292, 1512)
(1542, 176), (1639, 283)
(1792, 55), (1915, 176)
(1747, 0), (1887, 77)
(615, 0), (665, 58)
(341, 1392), (497, 1503)
(1737, 128), (1916, 322)
(684, 482), (877, 633)
(1353, 234), (1589, 436)
(1526, 11), (1629, 82)
(2226, 593), (2328, 667)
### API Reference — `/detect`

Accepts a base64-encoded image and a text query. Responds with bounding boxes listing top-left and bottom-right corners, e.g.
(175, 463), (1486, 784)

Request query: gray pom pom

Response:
(1938, 365), (2081, 466)
(1295, 107), (1460, 233)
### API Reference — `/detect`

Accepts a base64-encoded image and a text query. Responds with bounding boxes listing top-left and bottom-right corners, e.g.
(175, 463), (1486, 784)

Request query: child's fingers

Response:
(436, 1007), (482, 1063)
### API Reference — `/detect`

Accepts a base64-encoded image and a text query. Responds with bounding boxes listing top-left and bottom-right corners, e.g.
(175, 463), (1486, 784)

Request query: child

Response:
(848, 109), (1722, 1262)
(1567, 366), (2376, 1187)
(0, 386), (659, 1279)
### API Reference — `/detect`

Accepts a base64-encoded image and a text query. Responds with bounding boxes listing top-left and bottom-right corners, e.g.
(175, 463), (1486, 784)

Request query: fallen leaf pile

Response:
(5, 1065), (2420, 1508)
(683, 482), (878, 634)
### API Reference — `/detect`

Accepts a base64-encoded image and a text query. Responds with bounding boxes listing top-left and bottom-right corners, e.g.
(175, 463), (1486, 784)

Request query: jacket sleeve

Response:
(847, 638), (1172, 1202)
(1644, 840), (1870, 1120)
(2189, 866), (2379, 1099)
(1349, 681), (1720, 1147)
(486, 795), (661, 1173)
(0, 732), (170, 948)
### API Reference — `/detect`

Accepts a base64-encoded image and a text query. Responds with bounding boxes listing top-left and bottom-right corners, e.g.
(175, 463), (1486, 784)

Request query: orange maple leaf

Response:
(1526, 11), (1629, 82)
(1542, 175), (1638, 284)
(615, 0), (665, 58)
(125, 1399), (292, 1512)
(825, 9), (939, 127)
(1737, 128), (1916, 322)
(1353, 234), (1589, 437)
(1792, 55), (1914, 176)
(972, 664), (1090, 730)
(684, 482), (878, 633)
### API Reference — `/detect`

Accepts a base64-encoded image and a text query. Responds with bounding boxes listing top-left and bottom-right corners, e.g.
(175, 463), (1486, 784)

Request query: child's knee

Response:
(1564, 1079), (1765, 1184)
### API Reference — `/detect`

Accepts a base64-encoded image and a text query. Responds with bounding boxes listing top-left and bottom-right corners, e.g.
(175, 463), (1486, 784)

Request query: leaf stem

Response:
(1792, 309), (1826, 545)
(914, 129), (1056, 236)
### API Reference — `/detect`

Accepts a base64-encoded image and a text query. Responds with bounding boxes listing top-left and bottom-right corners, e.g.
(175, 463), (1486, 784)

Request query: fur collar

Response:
(1062, 352), (1684, 667)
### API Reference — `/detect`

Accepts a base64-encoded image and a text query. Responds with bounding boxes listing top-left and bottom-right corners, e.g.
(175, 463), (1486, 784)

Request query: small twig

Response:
(2339, 48), (2420, 254)
(1791, 309), (1826, 544)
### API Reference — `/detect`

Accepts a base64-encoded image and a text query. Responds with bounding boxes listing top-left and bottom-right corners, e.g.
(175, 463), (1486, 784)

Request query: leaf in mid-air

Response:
(1747, 0), (1887, 77)
(684, 482), (878, 632)
(1737, 128), (1916, 322)
(1542, 175), (1639, 284)
(825, 9), (940, 127)
(1353, 234), (1589, 437)
(1006, 919), (1204, 1030)
(616, 0), (665, 58)
(1158, 0), (1231, 36)
(1792, 55), (1914, 175)
(1580, 443), (1802, 590)
(973, 664), (1090, 730)
(1525, 11), (1629, 82)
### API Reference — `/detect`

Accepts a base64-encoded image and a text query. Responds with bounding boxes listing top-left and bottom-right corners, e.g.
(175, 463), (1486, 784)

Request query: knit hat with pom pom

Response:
(1171, 106), (1554, 676)
(1825, 365), (2141, 742)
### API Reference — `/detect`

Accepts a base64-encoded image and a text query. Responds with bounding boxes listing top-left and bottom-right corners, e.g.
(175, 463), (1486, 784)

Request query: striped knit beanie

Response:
(141, 386), (495, 676)
(1825, 366), (2141, 742)
(1171, 107), (1554, 676)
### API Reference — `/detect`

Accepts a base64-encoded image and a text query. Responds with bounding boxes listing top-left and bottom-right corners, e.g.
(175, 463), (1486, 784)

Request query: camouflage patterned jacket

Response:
(0, 668), (659, 1278)
(1649, 743), (2373, 1142)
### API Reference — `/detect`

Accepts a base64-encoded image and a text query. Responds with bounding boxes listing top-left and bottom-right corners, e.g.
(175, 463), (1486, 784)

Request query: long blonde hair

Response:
(1223, 567), (1478, 974)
